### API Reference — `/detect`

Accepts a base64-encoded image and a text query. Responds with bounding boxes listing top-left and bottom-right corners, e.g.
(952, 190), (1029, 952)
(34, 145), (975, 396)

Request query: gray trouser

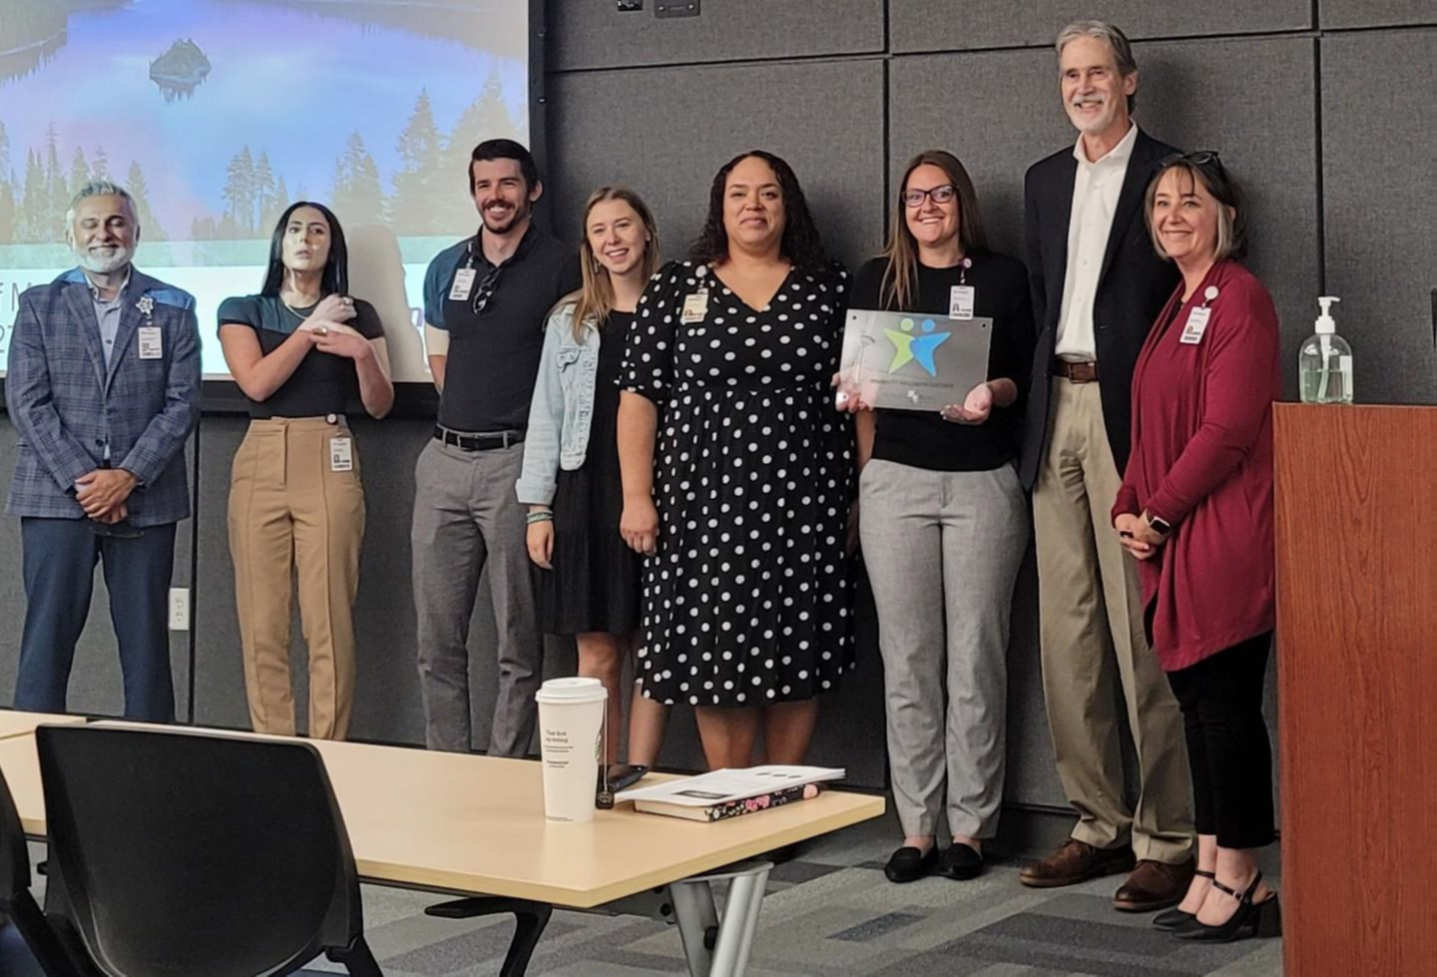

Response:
(860, 459), (1029, 839)
(412, 438), (541, 756)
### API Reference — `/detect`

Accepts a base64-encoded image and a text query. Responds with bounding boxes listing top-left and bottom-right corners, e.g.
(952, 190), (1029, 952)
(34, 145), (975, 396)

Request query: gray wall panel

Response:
(6, 10), (1415, 809)
(891, 35), (1316, 806)
(1321, 30), (1437, 404)
(550, 0), (884, 71)
(892, 36), (1321, 396)
(1320, 0), (1437, 29)
(548, 59), (887, 276)
(890, 0), (1312, 54)
(0, 419), (193, 720)
(546, 58), (890, 786)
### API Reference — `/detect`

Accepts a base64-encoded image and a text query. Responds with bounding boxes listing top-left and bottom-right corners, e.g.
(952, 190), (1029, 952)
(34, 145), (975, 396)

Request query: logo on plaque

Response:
(884, 317), (952, 377)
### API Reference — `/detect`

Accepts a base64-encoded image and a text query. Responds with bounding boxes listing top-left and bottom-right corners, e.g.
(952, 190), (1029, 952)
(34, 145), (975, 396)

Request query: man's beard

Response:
(76, 244), (134, 275)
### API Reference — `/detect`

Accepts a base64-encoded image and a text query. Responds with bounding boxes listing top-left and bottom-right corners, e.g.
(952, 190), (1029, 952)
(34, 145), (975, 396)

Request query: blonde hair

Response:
(878, 151), (988, 311)
(570, 186), (660, 340)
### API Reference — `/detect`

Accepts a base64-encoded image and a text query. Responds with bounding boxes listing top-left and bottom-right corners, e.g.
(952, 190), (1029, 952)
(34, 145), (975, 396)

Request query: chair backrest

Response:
(36, 726), (365, 977)
(0, 763), (34, 904)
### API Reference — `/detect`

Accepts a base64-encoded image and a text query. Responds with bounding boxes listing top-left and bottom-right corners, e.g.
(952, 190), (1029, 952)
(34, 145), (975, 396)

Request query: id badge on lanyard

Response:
(1180, 286), (1220, 345)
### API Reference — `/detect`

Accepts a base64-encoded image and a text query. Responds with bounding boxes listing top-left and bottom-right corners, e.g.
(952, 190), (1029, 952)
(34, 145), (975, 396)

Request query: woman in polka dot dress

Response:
(616, 150), (855, 769)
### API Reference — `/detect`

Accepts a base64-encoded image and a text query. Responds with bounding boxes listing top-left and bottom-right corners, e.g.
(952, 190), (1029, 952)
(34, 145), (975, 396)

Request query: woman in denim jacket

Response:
(517, 186), (669, 766)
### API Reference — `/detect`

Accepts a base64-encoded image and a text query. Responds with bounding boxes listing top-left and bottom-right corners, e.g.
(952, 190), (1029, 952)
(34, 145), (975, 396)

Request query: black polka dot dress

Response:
(620, 259), (855, 708)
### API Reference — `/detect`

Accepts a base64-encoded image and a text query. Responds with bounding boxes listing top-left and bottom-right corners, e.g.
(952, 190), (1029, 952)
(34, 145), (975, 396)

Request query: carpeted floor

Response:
(1, 814), (1283, 975)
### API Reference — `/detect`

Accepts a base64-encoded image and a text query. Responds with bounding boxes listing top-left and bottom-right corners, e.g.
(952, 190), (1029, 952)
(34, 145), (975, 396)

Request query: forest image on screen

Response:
(0, 0), (530, 380)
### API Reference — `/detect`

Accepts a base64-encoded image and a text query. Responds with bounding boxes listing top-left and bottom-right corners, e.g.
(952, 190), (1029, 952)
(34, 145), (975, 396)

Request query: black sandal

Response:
(1151, 869), (1214, 931)
(1173, 870), (1282, 943)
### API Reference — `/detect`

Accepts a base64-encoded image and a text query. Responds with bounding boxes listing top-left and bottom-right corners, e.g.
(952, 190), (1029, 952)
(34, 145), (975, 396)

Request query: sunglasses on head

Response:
(1159, 150), (1222, 168)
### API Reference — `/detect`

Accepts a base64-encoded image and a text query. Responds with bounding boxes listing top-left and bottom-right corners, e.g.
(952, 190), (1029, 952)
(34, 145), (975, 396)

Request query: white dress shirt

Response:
(1053, 122), (1138, 362)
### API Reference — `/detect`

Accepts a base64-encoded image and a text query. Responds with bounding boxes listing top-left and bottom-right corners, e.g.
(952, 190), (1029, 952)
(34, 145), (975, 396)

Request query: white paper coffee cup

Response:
(534, 677), (607, 823)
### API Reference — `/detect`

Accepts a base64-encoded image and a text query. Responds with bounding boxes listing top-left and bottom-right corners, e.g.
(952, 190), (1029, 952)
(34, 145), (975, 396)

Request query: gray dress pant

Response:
(412, 439), (541, 756)
(860, 459), (1028, 839)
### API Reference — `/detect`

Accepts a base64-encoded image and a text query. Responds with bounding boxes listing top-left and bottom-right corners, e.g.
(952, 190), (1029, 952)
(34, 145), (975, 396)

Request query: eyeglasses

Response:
(473, 266), (502, 315)
(901, 185), (958, 207)
(1159, 150), (1222, 168)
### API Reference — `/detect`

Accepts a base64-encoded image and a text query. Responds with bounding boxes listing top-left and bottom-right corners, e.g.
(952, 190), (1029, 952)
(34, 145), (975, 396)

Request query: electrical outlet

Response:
(168, 588), (190, 631)
(655, 0), (699, 18)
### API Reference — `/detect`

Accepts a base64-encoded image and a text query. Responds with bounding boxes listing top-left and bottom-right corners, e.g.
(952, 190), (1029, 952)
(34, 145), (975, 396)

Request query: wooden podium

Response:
(1274, 404), (1437, 976)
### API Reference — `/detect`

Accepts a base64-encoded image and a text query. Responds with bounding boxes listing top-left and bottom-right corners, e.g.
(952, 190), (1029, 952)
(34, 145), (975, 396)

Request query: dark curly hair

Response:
(689, 150), (827, 271)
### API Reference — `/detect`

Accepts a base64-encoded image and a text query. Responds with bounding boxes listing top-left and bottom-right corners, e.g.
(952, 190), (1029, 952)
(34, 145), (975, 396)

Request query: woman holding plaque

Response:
(841, 150), (1034, 883)
(616, 150), (854, 771)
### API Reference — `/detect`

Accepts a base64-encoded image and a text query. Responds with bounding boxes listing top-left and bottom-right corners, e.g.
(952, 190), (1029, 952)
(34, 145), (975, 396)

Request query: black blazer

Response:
(1018, 127), (1181, 490)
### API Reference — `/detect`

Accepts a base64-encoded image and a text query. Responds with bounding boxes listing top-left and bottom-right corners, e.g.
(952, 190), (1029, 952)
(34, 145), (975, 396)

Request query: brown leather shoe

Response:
(1019, 839), (1137, 888)
(1113, 857), (1197, 912)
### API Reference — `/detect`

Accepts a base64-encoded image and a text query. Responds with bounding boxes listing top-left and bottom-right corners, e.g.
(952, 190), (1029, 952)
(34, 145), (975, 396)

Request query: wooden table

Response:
(0, 725), (885, 976)
(0, 711), (85, 742)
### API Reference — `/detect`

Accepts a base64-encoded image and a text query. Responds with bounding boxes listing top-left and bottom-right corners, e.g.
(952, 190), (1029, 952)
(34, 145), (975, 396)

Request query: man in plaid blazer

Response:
(5, 180), (201, 722)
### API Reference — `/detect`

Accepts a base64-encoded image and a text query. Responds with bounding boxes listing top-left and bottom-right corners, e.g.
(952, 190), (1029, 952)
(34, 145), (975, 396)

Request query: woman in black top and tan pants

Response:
(219, 202), (393, 739)
(841, 151), (1034, 883)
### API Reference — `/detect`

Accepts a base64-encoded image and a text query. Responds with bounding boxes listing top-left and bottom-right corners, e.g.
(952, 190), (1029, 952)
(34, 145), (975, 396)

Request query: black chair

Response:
(0, 764), (78, 976)
(35, 725), (382, 977)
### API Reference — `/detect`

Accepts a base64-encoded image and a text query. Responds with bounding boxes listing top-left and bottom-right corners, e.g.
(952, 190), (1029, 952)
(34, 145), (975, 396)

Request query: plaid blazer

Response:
(5, 267), (201, 527)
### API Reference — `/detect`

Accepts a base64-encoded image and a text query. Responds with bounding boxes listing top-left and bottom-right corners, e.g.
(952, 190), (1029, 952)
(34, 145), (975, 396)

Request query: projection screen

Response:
(0, 0), (535, 384)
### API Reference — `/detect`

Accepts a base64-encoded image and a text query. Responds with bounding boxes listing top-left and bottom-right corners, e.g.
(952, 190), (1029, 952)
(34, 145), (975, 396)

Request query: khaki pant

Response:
(1032, 378), (1193, 863)
(229, 417), (364, 739)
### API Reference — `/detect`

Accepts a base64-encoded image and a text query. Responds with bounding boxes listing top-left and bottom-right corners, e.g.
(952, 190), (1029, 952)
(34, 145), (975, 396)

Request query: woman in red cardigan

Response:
(1111, 153), (1281, 944)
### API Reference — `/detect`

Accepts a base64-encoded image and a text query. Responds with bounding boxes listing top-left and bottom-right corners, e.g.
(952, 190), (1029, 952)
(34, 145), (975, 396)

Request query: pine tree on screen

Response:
(392, 89), (443, 235)
(127, 160), (165, 241)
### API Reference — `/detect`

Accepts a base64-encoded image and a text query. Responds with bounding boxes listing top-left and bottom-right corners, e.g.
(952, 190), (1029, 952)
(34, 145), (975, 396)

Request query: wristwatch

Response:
(1144, 512), (1173, 536)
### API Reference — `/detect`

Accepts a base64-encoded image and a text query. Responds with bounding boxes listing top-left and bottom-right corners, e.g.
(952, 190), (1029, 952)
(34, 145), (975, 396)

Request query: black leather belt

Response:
(433, 425), (525, 451)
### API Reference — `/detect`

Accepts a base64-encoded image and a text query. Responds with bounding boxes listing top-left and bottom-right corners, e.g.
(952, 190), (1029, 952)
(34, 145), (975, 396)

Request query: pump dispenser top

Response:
(1316, 296), (1340, 334)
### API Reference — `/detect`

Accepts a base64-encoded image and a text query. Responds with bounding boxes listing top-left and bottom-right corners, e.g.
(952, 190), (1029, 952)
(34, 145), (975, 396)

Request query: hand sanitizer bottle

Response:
(1299, 296), (1353, 404)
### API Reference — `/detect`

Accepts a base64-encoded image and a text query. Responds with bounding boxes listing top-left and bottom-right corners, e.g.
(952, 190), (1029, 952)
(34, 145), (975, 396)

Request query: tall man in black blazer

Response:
(1017, 21), (1195, 912)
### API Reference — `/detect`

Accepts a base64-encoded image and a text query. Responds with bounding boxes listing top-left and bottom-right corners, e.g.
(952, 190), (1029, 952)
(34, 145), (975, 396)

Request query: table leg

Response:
(668, 861), (772, 977)
(669, 878), (719, 977)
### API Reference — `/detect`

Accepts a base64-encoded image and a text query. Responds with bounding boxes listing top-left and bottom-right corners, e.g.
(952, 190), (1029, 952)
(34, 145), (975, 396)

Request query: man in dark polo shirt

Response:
(413, 139), (580, 755)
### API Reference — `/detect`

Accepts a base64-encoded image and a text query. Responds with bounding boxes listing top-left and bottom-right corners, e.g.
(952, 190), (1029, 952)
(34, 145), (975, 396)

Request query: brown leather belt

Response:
(1052, 359), (1099, 383)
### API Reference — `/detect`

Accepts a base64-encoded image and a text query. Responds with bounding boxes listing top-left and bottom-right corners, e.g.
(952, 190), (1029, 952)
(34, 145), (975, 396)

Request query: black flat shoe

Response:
(938, 843), (984, 880)
(1174, 871), (1282, 943)
(884, 844), (938, 883)
(1152, 870), (1214, 930)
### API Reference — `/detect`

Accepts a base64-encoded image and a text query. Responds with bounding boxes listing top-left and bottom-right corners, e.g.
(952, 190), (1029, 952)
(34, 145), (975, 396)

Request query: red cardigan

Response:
(1112, 260), (1280, 672)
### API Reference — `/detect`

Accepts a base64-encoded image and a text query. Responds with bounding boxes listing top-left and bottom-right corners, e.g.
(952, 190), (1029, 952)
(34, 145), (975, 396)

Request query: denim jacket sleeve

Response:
(515, 304), (572, 505)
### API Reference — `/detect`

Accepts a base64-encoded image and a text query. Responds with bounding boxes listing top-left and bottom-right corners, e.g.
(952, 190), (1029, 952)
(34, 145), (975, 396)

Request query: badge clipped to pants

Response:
(329, 437), (354, 473)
